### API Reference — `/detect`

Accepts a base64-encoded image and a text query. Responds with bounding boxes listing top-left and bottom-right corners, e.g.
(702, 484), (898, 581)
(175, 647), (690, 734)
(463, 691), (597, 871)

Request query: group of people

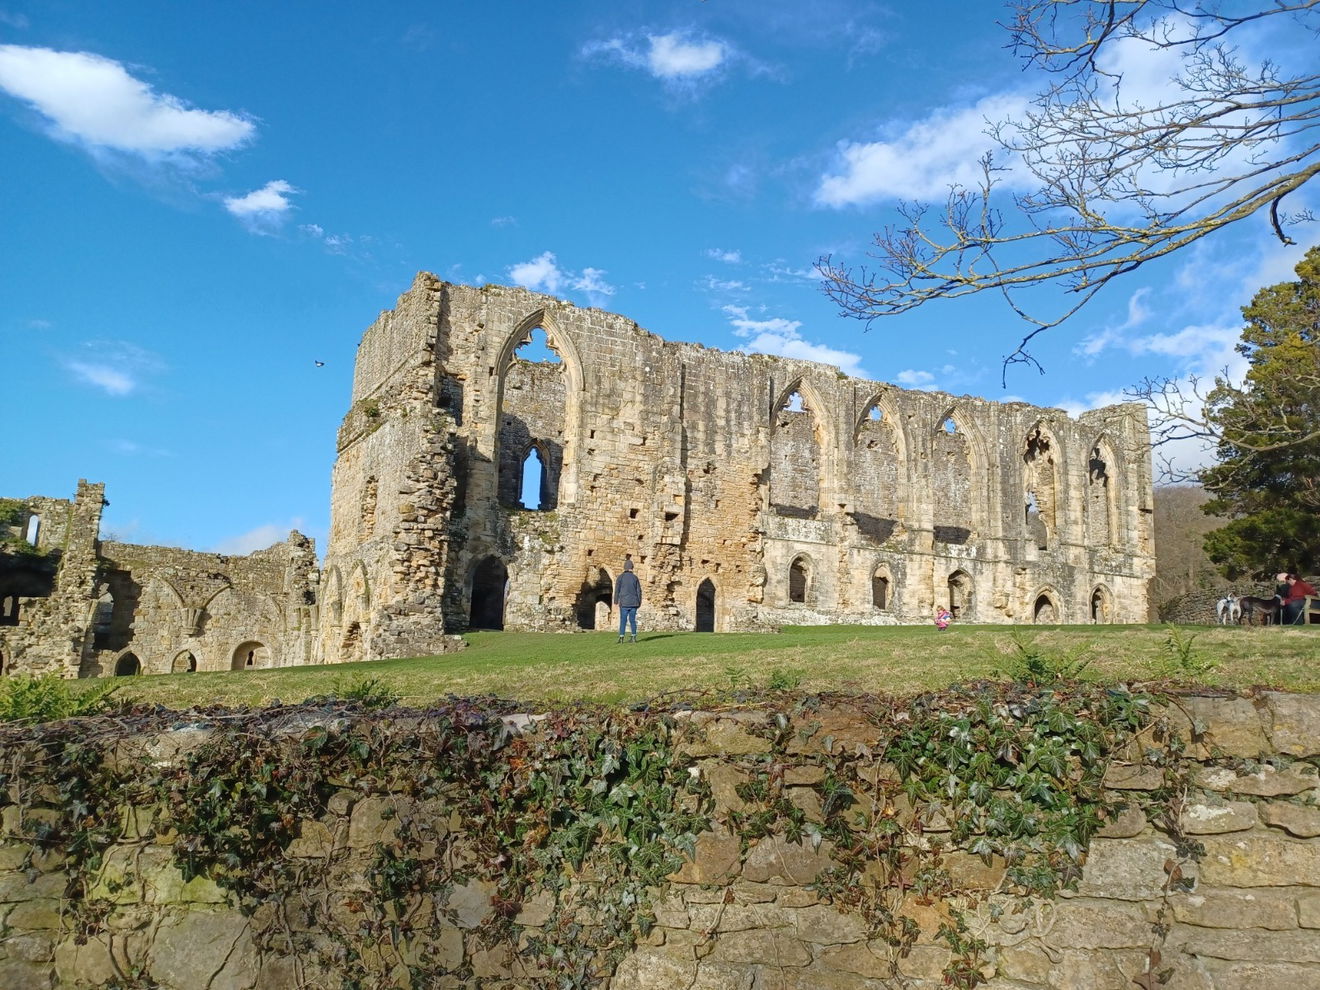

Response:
(1219, 572), (1317, 625)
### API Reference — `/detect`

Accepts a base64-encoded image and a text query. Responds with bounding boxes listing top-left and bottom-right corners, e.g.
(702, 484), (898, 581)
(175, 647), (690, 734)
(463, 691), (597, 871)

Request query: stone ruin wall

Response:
(2, 273), (1159, 676)
(0, 482), (319, 678)
(1, 693), (1318, 989)
(322, 275), (1155, 658)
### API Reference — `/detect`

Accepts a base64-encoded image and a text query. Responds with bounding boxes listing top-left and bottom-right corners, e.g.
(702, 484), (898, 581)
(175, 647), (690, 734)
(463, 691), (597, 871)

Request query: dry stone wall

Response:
(324, 276), (1157, 659)
(0, 692), (1318, 989)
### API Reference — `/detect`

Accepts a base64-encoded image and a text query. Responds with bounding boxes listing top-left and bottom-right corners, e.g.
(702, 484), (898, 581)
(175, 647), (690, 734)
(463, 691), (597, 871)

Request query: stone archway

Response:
(114, 652), (141, 676)
(171, 651), (197, 673)
(695, 578), (716, 632)
(1033, 593), (1058, 624)
(231, 641), (270, 671)
(575, 568), (613, 630)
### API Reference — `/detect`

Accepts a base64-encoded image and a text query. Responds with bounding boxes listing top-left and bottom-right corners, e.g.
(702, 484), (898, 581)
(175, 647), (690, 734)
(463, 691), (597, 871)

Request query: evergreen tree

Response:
(1201, 246), (1320, 579)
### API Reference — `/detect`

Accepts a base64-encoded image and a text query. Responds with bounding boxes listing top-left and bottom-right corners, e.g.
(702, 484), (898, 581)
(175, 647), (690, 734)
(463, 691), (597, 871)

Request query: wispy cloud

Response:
(224, 179), (298, 233)
(582, 31), (737, 90)
(706, 248), (741, 263)
(0, 45), (254, 160)
(299, 222), (353, 254)
(508, 251), (617, 307)
(61, 340), (165, 397)
(491, 215), (517, 227)
(701, 275), (748, 293)
(212, 519), (304, 556)
(724, 304), (869, 378)
(0, 10), (30, 29)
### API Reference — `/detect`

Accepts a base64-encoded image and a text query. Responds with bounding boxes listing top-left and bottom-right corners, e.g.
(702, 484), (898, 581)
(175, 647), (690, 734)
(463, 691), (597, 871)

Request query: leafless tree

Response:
(817, 0), (1320, 372)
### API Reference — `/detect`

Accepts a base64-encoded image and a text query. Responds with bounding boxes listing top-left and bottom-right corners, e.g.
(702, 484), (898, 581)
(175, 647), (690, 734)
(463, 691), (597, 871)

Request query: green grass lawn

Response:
(96, 623), (1320, 710)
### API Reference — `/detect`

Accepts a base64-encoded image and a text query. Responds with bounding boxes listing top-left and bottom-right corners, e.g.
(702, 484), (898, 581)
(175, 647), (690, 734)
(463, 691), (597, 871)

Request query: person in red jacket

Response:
(1280, 573), (1317, 624)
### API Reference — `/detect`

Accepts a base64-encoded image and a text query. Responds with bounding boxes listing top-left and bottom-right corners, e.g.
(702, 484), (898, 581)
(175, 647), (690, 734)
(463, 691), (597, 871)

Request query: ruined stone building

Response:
(320, 275), (1154, 662)
(1, 275), (1155, 676)
(0, 483), (318, 678)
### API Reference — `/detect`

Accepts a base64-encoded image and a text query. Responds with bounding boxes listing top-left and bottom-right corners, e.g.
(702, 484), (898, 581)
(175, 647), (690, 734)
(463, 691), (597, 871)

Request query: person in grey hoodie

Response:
(615, 559), (642, 643)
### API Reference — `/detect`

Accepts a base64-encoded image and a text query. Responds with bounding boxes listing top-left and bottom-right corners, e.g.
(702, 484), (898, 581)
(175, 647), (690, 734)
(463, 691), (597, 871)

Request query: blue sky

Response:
(1, 1), (1313, 556)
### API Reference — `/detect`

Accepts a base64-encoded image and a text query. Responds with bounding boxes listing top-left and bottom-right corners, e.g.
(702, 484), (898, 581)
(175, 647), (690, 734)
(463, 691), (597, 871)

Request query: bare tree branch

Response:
(818, 0), (1320, 364)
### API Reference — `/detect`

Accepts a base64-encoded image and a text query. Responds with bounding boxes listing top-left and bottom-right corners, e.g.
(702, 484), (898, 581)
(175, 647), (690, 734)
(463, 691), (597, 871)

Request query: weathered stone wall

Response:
(323, 277), (1157, 658)
(0, 693), (1317, 989)
(0, 481), (321, 677)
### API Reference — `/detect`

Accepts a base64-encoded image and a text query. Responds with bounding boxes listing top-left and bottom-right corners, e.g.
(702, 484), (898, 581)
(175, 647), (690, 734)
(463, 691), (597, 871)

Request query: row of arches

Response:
(771, 385), (1123, 546)
(466, 555), (720, 633)
(108, 641), (270, 676)
(784, 553), (1115, 623)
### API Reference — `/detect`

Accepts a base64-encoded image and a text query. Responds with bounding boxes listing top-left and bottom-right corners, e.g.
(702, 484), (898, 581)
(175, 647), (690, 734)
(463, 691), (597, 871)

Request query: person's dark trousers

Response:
(618, 606), (638, 639)
(1283, 600), (1304, 624)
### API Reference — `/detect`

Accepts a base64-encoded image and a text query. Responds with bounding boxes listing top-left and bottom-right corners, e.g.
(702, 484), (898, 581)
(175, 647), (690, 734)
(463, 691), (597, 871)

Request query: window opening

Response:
(1033, 594), (1057, 624)
(0, 596), (17, 626)
(92, 593), (115, 651)
(521, 448), (546, 510)
(24, 515), (40, 545)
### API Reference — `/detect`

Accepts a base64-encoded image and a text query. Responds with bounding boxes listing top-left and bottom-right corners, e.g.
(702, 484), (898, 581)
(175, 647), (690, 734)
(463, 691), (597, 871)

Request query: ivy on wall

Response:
(0, 679), (1171, 989)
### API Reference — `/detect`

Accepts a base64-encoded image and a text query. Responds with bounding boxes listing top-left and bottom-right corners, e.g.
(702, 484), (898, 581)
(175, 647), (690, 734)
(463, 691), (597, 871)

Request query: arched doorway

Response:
(171, 651), (197, 673)
(114, 653), (141, 676)
(948, 570), (973, 620)
(871, 570), (890, 609)
(470, 557), (508, 630)
(1033, 594), (1058, 624)
(695, 579), (716, 632)
(1091, 586), (1112, 623)
(575, 568), (613, 630)
(789, 557), (811, 604)
(231, 641), (270, 671)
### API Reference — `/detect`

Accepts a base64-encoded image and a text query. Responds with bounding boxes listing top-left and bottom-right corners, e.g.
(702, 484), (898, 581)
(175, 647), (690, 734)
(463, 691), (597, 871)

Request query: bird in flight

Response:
(314, 360), (325, 367)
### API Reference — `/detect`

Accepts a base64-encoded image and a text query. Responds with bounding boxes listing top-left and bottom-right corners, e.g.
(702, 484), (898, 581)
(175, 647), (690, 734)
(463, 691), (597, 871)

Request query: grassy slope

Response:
(98, 623), (1320, 710)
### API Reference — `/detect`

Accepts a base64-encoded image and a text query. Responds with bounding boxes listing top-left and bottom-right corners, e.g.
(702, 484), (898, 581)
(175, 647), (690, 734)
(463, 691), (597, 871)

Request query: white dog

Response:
(1216, 594), (1241, 625)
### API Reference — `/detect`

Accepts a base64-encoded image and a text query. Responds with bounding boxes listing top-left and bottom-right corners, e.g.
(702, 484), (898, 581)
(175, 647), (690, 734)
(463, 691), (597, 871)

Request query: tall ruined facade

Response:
(321, 275), (1155, 660)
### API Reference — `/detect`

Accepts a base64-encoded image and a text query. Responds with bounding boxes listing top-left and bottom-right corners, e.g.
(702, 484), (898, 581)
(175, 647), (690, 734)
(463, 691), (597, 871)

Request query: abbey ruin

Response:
(1, 275), (1155, 676)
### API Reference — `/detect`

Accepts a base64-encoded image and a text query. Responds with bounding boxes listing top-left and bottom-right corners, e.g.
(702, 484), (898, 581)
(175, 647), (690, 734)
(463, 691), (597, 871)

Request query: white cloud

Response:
(212, 520), (304, 556)
(491, 215), (517, 227)
(0, 45), (254, 157)
(648, 33), (726, 78)
(224, 179), (297, 232)
(816, 92), (1028, 207)
(61, 341), (164, 397)
(507, 252), (616, 306)
(0, 11), (30, 28)
(706, 248), (742, 263)
(509, 251), (566, 295)
(723, 305), (869, 378)
(895, 369), (935, 387)
(582, 31), (733, 88)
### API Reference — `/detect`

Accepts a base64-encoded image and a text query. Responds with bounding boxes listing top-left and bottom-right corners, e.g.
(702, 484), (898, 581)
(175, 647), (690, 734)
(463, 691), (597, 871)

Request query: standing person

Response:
(615, 559), (642, 643)
(1280, 573), (1318, 624)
